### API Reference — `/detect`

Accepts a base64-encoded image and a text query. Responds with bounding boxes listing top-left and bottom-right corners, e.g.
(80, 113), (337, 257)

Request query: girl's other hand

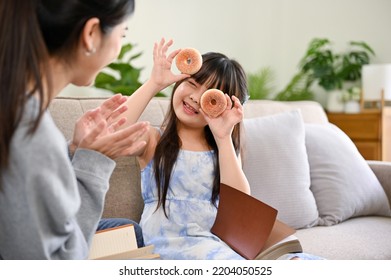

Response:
(201, 95), (244, 140)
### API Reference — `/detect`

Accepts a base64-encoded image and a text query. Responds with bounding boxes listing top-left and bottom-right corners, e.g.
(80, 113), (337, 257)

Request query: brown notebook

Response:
(211, 183), (301, 260)
(256, 219), (302, 260)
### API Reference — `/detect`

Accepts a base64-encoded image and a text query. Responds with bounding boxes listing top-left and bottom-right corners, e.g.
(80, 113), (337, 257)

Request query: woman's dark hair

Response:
(153, 52), (249, 216)
(0, 0), (135, 184)
(37, 0), (135, 57)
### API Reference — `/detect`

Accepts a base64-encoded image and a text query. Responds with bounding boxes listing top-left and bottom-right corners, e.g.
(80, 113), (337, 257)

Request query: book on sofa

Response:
(211, 183), (302, 260)
(88, 224), (159, 260)
(256, 220), (302, 260)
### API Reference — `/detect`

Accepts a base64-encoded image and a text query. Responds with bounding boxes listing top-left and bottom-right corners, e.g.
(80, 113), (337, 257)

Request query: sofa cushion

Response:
(305, 123), (391, 226)
(296, 216), (391, 260)
(243, 100), (329, 124)
(242, 110), (319, 229)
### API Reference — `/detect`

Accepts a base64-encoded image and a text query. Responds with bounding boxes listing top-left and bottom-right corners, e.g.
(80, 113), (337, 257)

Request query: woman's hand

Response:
(70, 94), (149, 159)
(201, 95), (244, 141)
(71, 94), (127, 149)
(149, 38), (189, 91)
(78, 118), (149, 159)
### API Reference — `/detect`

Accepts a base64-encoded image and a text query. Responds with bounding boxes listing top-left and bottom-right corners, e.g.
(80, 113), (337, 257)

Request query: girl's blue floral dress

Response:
(139, 149), (323, 260)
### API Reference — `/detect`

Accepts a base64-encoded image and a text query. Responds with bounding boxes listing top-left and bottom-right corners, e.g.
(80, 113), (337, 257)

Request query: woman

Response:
(0, 0), (146, 259)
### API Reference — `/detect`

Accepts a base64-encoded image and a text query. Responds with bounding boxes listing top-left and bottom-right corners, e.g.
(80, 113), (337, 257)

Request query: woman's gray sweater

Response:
(0, 98), (115, 259)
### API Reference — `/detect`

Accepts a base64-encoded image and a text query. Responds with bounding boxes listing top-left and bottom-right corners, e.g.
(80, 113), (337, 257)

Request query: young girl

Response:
(0, 0), (148, 259)
(123, 39), (324, 260)
(119, 39), (250, 259)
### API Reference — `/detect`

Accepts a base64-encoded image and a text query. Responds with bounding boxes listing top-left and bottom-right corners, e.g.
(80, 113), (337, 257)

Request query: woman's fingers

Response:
(97, 122), (150, 158)
(108, 121), (149, 144)
(107, 117), (127, 133)
(104, 130), (148, 157)
(99, 94), (127, 119)
(79, 121), (150, 159)
(78, 119), (107, 148)
(106, 105), (128, 125)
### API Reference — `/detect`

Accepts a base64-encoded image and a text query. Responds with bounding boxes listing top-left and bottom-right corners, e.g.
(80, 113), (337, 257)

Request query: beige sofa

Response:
(49, 96), (391, 260)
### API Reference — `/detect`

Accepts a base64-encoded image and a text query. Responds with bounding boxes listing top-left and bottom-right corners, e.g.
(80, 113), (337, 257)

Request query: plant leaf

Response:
(93, 42), (144, 96)
(247, 67), (275, 100)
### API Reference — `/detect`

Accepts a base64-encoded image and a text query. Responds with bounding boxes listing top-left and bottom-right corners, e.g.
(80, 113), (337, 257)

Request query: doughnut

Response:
(175, 48), (202, 75)
(200, 89), (227, 118)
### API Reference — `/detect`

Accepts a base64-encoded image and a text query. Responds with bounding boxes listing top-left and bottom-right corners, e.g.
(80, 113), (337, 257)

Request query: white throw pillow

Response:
(305, 123), (391, 226)
(242, 110), (319, 229)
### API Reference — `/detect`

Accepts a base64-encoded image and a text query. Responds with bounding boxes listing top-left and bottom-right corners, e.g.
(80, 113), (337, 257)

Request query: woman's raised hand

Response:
(70, 94), (149, 159)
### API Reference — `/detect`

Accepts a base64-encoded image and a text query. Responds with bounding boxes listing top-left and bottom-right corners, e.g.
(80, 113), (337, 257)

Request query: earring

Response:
(85, 47), (96, 56)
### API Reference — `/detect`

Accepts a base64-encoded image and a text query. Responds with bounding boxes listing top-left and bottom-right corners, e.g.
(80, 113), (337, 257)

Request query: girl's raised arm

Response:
(119, 38), (189, 125)
(202, 95), (251, 195)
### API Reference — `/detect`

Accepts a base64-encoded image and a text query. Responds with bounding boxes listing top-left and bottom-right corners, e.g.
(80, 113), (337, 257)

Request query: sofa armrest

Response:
(368, 160), (391, 204)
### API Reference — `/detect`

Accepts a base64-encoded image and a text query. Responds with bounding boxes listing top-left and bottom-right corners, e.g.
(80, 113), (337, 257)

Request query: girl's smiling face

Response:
(172, 78), (209, 128)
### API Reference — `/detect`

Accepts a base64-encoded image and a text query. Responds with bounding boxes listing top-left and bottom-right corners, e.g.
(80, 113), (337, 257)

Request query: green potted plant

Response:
(274, 72), (314, 101)
(298, 38), (375, 111)
(342, 86), (361, 113)
(300, 38), (375, 89)
(275, 38), (375, 110)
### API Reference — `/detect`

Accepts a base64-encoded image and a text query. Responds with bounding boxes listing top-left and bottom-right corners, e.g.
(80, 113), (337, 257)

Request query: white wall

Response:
(60, 0), (391, 103)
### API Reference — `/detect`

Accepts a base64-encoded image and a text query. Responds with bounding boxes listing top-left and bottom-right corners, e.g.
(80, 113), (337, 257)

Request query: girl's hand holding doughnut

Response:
(201, 94), (244, 141)
(150, 38), (189, 91)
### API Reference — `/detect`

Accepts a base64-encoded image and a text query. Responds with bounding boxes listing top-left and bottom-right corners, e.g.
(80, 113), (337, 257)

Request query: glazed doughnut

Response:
(175, 48), (202, 75)
(200, 89), (227, 118)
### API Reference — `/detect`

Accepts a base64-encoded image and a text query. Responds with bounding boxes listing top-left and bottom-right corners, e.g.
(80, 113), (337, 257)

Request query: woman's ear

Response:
(81, 17), (101, 55)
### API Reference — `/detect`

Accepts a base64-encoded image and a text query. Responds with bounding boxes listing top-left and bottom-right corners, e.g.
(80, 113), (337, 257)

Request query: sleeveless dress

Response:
(139, 149), (324, 260)
(139, 149), (244, 260)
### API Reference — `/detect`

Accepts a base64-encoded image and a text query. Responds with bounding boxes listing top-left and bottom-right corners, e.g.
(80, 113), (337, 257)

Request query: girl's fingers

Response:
(158, 38), (165, 57)
(225, 94), (233, 109)
(168, 49), (181, 63)
(162, 39), (173, 56)
(174, 73), (191, 83)
(153, 42), (158, 61)
(232, 96), (243, 111)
